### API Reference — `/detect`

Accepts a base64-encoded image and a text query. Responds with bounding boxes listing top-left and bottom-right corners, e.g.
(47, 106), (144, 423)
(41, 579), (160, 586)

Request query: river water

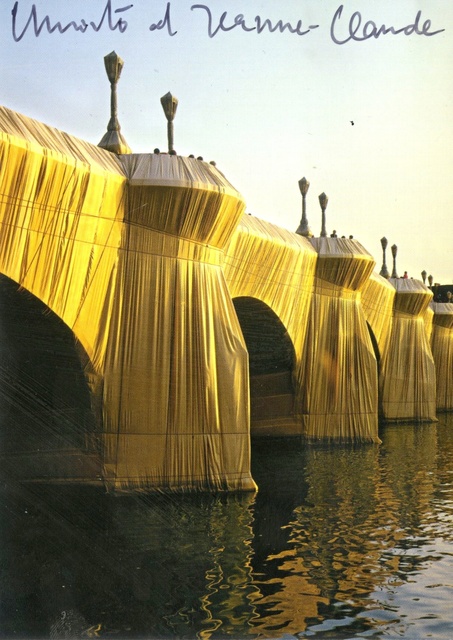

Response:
(2, 415), (453, 639)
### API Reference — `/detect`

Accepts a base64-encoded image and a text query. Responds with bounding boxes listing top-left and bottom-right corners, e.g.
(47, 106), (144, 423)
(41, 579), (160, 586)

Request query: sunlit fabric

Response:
(297, 238), (380, 442)
(223, 215), (317, 435)
(102, 154), (255, 491)
(1, 105), (448, 494)
(0, 107), (125, 373)
(379, 278), (436, 422)
(430, 302), (453, 411)
(360, 272), (395, 360)
(423, 305), (434, 342)
(0, 107), (256, 492)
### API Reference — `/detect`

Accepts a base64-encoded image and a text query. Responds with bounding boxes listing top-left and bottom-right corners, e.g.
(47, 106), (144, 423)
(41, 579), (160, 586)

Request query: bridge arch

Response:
(0, 275), (101, 482)
(233, 296), (297, 434)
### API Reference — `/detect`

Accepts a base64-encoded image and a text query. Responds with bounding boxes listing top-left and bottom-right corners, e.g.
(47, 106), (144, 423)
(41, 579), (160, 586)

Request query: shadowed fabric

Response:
(379, 278), (436, 422)
(0, 107), (256, 492)
(298, 238), (380, 442)
(223, 215), (317, 435)
(102, 154), (254, 491)
(361, 272), (395, 360)
(423, 305), (434, 342)
(430, 302), (453, 411)
(0, 107), (125, 376)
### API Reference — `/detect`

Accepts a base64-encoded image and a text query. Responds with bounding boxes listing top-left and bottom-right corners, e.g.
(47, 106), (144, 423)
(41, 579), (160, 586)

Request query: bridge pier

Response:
(297, 238), (380, 442)
(0, 110), (256, 491)
(99, 153), (256, 491)
(379, 278), (436, 422)
(429, 302), (453, 411)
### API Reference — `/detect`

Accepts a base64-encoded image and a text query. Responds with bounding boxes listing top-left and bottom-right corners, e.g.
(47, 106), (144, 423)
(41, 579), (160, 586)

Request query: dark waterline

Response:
(2, 416), (453, 639)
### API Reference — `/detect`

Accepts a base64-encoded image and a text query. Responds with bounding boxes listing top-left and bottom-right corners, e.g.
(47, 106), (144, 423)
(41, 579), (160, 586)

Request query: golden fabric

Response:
(0, 108), (125, 373)
(2, 104), (447, 493)
(423, 305), (434, 342)
(102, 157), (255, 490)
(379, 278), (436, 422)
(298, 238), (380, 442)
(0, 107), (256, 492)
(223, 215), (317, 434)
(430, 302), (453, 410)
(360, 272), (395, 360)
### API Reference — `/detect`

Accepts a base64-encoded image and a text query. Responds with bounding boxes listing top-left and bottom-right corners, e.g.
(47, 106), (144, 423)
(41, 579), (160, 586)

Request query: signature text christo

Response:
(10, 1), (445, 44)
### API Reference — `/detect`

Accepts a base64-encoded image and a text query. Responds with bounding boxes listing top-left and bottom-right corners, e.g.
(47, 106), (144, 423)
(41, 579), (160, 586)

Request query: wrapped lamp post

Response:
(98, 51), (131, 154)
(296, 177), (313, 237)
(319, 192), (328, 238)
(391, 244), (398, 278)
(380, 237), (390, 279)
(161, 92), (178, 154)
(421, 270), (427, 284)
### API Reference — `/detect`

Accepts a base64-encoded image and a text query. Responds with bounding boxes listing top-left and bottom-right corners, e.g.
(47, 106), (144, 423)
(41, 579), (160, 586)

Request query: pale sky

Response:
(1, 0), (452, 283)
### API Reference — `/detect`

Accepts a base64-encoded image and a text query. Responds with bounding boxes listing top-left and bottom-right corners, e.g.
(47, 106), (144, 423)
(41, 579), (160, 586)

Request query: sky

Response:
(1, 0), (452, 283)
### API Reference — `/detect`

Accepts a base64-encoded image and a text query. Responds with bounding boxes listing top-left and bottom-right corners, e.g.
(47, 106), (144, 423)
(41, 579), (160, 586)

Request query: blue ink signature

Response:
(190, 4), (319, 37)
(330, 4), (445, 44)
(9, 1), (445, 44)
(149, 2), (177, 36)
(11, 0), (133, 41)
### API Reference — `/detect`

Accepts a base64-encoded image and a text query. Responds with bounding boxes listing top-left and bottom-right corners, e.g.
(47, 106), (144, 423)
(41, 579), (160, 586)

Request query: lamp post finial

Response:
(98, 51), (131, 155)
(296, 177), (313, 237)
(161, 91), (179, 153)
(319, 192), (328, 238)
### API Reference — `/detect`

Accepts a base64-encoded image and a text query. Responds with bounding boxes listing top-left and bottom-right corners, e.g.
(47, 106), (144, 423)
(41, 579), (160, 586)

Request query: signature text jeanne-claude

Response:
(10, 0), (445, 44)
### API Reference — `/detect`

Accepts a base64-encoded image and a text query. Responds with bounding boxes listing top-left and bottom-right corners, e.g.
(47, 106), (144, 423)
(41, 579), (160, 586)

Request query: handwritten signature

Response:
(10, 0), (445, 43)
(331, 4), (444, 43)
(190, 4), (318, 38)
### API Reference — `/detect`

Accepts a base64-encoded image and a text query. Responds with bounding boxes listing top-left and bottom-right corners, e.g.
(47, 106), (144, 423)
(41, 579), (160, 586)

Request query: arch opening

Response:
(0, 275), (101, 482)
(366, 321), (381, 370)
(233, 297), (296, 435)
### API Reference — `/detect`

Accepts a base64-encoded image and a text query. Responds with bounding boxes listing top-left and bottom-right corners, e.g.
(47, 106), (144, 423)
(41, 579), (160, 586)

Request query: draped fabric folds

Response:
(1, 105), (449, 493)
(423, 305), (434, 342)
(379, 278), (436, 422)
(223, 215), (317, 434)
(430, 302), (453, 411)
(0, 107), (256, 491)
(298, 238), (380, 442)
(102, 155), (255, 491)
(360, 272), (395, 360)
(0, 108), (126, 375)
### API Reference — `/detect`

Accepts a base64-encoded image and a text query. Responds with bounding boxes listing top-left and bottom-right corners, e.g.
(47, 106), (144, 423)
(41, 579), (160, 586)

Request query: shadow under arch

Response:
(366, 320), (382, 418)
(232, 296), (296, 435)
(0, 275), (102, 483)
(366, 321), (381, 370)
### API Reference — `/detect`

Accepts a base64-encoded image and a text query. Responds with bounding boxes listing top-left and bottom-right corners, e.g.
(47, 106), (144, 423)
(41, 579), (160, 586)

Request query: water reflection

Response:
(2, 416), (453, 638)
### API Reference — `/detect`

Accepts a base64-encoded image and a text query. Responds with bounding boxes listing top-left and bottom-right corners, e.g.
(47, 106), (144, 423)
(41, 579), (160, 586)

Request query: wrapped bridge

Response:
(0, 107), (444, 492)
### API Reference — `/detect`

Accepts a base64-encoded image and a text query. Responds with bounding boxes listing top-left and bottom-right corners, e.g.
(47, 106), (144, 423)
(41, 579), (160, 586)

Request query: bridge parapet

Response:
(391, 277), (433, 316)
(120, 153), (245, 249)
(431, 302), (453, 329)
(309, 237), (375, 291)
